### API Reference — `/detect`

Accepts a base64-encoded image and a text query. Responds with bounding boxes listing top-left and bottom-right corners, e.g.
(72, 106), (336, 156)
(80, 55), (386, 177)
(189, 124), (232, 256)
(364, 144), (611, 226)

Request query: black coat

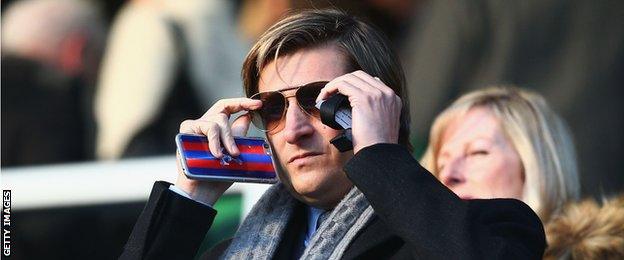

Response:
(1, 55), (88, 166)
(120, 144), (546, 259)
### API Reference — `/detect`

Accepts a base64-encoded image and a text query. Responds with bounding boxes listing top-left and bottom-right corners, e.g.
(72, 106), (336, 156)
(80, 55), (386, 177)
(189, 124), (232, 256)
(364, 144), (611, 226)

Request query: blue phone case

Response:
(176, 133), (278, 183)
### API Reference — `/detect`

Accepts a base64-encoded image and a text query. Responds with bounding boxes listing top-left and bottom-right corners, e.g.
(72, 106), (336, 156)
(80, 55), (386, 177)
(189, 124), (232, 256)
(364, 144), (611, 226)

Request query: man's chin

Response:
(292, 181), (326, 199)
(289, 179), (353, 209)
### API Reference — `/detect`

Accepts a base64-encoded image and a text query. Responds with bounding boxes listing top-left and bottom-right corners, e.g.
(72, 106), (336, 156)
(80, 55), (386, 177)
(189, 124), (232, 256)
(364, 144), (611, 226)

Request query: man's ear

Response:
(58, 32), (87, 76)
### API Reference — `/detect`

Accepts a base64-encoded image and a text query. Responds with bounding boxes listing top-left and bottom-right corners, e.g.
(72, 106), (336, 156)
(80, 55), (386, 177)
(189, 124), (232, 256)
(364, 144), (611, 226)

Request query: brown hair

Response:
(544, 195), (624, 260)
(241, 8), (411, 151)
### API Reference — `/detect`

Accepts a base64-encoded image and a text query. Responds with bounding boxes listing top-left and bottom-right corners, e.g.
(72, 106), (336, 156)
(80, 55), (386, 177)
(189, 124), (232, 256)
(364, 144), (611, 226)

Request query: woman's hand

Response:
(174, 98), (262, 205)
(316, 70), (402, 154)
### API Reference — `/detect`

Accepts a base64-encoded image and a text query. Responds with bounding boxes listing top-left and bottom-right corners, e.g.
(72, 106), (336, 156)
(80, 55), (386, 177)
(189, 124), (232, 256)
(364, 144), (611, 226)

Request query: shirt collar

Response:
(304, 206), (326, 247)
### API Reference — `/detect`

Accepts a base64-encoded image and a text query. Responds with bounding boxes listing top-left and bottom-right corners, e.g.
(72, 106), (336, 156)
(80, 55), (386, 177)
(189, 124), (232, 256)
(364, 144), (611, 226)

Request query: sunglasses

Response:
(250, 81), (328, 133)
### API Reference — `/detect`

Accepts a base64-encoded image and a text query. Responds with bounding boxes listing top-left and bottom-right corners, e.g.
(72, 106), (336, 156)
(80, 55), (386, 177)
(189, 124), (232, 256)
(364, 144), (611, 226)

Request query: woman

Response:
(421, 86), (624, 259)
(421, 86), (579, 222)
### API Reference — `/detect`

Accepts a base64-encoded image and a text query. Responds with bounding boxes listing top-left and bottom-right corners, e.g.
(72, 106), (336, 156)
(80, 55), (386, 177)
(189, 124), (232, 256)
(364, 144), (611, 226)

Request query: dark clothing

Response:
(121, 144), (546, 259)
(1, 55), (88, 166)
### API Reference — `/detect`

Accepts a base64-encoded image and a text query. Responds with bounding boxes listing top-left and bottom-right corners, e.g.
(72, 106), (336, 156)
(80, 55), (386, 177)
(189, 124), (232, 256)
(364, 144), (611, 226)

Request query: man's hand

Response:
(316, 70), (401, 154)
(175, 98), (262, 205)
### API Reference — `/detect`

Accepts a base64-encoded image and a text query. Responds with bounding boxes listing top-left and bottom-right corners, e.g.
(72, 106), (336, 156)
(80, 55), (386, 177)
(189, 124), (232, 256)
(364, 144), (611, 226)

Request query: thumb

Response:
(231, 113), (252, 136)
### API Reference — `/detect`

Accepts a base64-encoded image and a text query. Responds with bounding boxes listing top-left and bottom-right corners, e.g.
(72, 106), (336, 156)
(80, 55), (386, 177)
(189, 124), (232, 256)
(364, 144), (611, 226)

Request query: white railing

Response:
(0, 156), (270, 219)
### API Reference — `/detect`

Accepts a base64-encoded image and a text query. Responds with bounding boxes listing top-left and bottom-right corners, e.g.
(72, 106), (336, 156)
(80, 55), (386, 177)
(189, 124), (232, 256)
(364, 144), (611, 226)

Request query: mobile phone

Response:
(175, 133), (278, 183)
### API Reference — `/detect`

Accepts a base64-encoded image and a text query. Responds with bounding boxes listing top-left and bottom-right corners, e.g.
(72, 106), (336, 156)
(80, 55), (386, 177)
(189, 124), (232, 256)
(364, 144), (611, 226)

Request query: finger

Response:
(320, 81), (364, 107)
(220, 124), (239, 156)
(208, 98), (262, 116)
(351, 70), (382, 86)
(206, 123), (223, 158)
(231, 113), (252, 136)
(316, 74), (353, 102)
(184, 113), (238, 157)
(179, 119), (197, 134)
(223, 114), (252, 157)
(351, 71), (394, 95)
(341, 73), (380, 94)
(317, 73), (379, 102)
(316, 80), (347, 103)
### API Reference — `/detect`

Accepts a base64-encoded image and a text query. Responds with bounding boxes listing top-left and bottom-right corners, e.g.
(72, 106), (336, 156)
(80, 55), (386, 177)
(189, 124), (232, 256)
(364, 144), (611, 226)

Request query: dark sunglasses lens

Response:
(251, 92), (285, 131)
(296, 82), (325, 117)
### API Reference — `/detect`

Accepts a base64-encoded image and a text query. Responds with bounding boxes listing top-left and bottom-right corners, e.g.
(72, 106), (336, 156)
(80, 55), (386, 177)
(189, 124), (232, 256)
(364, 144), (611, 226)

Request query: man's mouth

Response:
(288, 152), (323, 164)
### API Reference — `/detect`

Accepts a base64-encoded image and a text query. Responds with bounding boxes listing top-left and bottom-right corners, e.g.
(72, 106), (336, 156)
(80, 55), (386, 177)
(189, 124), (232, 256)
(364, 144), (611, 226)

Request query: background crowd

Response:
(1, 0), (623, 259)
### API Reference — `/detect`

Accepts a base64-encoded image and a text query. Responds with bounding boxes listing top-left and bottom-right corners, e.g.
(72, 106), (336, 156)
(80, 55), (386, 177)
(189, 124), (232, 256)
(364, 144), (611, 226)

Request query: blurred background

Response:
(1, 0), (622, 259)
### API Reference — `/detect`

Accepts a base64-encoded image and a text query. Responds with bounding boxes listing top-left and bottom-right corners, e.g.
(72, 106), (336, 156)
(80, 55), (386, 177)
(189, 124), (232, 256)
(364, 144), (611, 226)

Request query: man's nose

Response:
(439, 158), (466, 188)
(282, 98), (314, 144)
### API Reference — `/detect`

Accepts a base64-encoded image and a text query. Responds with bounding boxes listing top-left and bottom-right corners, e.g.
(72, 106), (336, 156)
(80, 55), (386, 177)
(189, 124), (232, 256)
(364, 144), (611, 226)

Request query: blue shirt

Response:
(304, 206), (326, 247)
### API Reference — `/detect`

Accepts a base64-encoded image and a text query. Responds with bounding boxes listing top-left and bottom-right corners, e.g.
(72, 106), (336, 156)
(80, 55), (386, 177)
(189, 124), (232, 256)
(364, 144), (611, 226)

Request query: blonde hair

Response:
(421, 86), (580, 222)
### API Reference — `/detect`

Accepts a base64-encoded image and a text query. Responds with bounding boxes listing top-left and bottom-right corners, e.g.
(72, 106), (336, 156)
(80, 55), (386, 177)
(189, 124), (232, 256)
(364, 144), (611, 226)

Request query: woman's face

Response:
(436, 107), (524, 200)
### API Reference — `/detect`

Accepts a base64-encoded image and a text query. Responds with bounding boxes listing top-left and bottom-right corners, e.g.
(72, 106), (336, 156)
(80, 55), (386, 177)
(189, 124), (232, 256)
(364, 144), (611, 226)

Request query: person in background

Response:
(94, 0), (292, 160)
(544, 195), (624, 260)
(401, 0), (624, 198)
(95, 0), (245, 159)
(121, 9), (546, 259)
(421, 86), (624, 258)
(420, 86), (579, 222)
(1, 0), (105, 166)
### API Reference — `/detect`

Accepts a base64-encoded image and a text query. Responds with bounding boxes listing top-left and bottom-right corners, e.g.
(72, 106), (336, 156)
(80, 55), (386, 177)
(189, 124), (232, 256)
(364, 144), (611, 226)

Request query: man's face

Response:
(258, 45), (354, 209)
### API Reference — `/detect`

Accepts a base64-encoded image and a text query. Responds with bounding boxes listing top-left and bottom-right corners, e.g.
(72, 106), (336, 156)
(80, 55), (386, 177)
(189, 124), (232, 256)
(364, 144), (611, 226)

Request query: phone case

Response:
(176, 133), (278, 183)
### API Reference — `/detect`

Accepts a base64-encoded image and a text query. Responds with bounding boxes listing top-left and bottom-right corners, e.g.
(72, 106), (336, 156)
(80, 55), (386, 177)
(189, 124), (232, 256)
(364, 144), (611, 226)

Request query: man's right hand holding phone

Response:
(175, 98), (262, 206)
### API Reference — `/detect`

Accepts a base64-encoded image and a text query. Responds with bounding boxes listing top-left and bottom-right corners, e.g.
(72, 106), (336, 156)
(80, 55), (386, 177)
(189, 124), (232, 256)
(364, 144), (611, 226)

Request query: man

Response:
(121, 9), (545, 259)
